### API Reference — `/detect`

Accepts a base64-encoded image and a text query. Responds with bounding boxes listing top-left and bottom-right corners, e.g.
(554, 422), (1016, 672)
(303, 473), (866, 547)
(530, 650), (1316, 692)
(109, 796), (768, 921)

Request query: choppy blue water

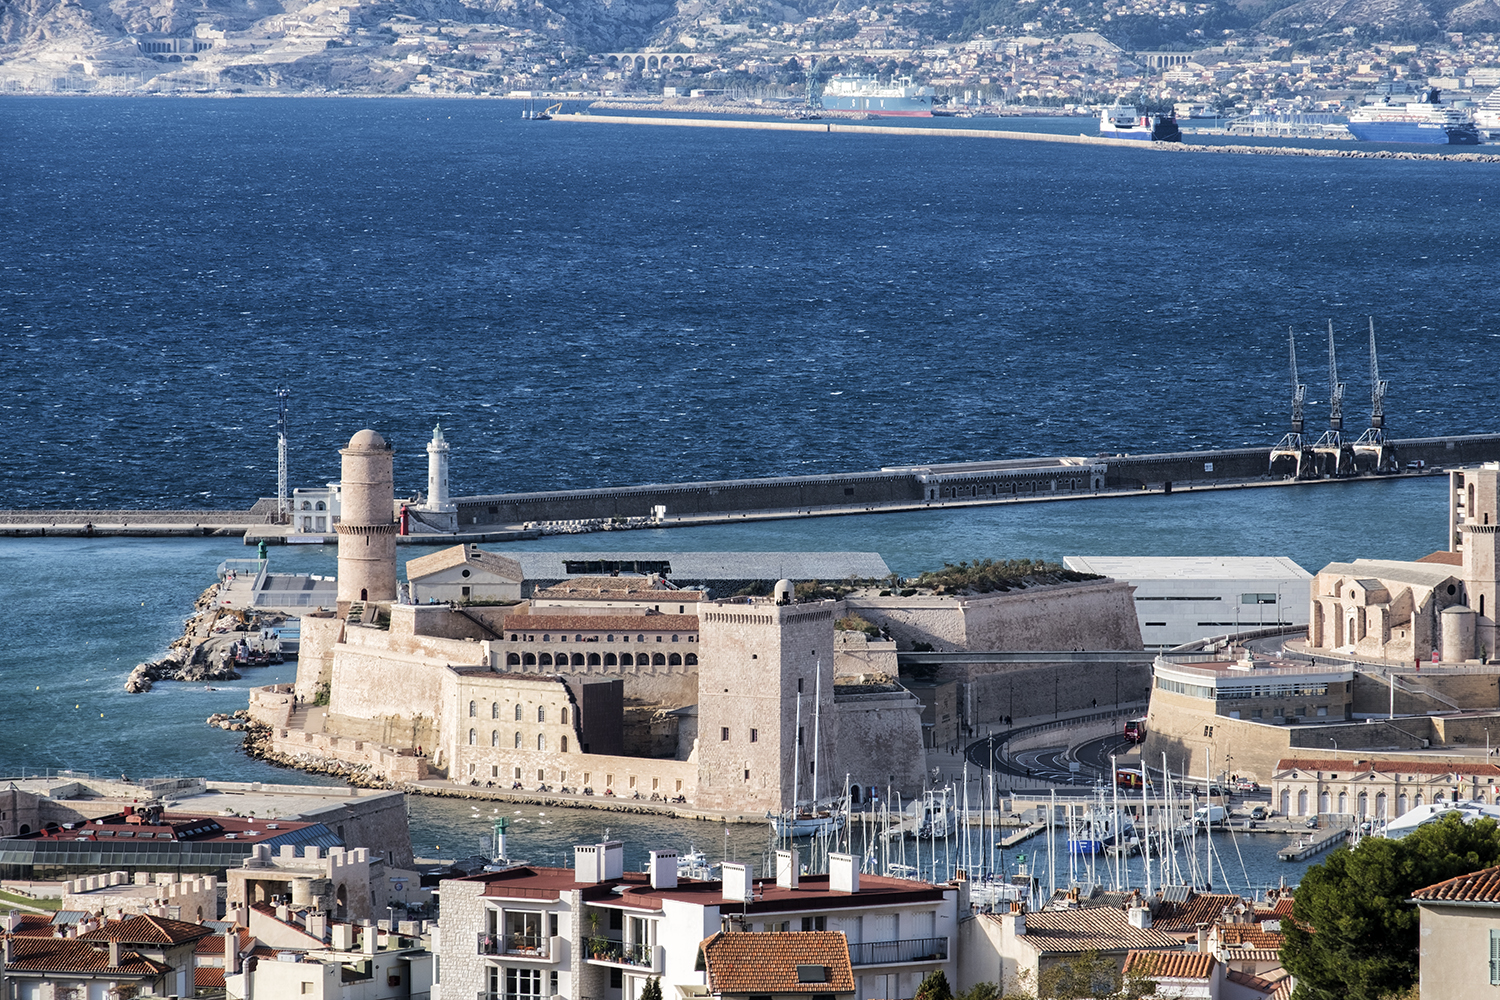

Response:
(1, 95), (1487, 886)
(3, 97), (1498, 508)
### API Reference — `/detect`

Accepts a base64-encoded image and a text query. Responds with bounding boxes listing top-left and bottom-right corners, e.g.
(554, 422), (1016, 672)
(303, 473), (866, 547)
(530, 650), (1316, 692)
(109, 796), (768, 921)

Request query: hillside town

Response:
(5, 0), (1500, 117)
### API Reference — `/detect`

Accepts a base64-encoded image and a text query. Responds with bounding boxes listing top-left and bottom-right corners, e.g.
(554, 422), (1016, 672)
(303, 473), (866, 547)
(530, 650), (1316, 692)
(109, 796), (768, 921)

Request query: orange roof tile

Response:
(78, 914), (214, 946)
(699, 931), (856, 994)
(1269, 897), (1295, 917)
(196, 966), (227, 988)
(1417, 551), (1464, 566)
(195, 927), (254, 955)
(1122, 950), (1215, 980)
(1412, 864), (1500, 903)
(990, 909), (1181, 955)
(1226, 968), (1279, 994)
(2, 935), (171, 977)
(1216, 925), (1286, 950)
(503, 614), (698, 632)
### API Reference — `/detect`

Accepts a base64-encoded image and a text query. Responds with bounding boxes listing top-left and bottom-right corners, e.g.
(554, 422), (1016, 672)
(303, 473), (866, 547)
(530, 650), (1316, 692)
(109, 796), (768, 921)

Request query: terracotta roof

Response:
(195, 927), (254, 955)
(1226, 968), (1279, 993)
(993, 908), (1181, 955)
(1417, 551), (1464, 566)
(1275, 759), (1500, 778)
(1123, 949), (1215, 980)
(405, 544), (523, 583)
(1268, 897), (1295, 917)
(1223, 949), (1284, 963)
(1216, 925), (1286, 950)
(699, 931), (856, 994)
(196, 966), (227, 988)
(1412, 864), (1500, 903)
(78, 914), (214, 946)
(2, 935), (171, 976)
(502, 614), (698, 632)
(1272, 976), (1295, 1000)
(9, 914), (57, 937)
(1152, 893), (1242, 933)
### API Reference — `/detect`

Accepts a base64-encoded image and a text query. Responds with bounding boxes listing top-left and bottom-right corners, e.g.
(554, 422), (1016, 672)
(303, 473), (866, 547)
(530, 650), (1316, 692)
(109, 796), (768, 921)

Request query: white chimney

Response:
(331, 923), (355, 951)
(225, 929), (239, 975)
(362, 924), (378, 955)
(722, 862), (753, 902)
(1001, 900), (1027, 936)
(603, 841), (624, 881)
(776, 849), (800, 889)
(649, 850), (678, 889)
(1127, 905), (1152, 929)
(575, 844), (604, 883)
(829, 853), (859, 894)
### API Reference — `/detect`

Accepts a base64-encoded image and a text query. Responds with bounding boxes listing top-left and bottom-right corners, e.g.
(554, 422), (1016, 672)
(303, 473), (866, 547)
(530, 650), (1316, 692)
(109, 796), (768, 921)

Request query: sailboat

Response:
(770, 666), (847, 837)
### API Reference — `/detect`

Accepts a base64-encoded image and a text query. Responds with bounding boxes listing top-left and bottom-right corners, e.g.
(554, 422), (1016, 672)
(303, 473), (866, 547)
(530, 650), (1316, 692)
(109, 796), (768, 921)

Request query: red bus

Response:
(1123, 718), (1146, 744)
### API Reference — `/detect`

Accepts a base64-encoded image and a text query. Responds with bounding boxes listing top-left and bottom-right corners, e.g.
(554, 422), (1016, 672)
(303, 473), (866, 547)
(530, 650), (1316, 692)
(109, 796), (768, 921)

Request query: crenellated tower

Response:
(336, 429), (397, 613)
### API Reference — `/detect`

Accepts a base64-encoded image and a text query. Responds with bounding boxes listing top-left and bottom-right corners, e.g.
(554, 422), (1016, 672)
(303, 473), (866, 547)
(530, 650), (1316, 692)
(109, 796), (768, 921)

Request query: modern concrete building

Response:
(1063, 556), (1312, 649)
(436, 843), (958, 1000)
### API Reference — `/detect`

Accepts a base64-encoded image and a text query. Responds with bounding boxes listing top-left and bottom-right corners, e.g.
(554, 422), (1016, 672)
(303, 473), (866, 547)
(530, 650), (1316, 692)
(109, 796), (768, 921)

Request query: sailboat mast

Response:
(812, 664), (822, 812)
(792, 693), (801, 825)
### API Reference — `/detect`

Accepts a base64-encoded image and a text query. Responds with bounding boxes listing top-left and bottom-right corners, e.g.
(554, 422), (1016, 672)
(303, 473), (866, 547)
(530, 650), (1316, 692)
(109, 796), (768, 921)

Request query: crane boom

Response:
(1327, 319), (1344, 432)
(1369, 316), (1386, 429)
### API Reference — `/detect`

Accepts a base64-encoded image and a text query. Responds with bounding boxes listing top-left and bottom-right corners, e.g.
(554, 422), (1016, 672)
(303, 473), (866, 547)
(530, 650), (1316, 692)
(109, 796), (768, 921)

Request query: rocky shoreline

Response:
(125, 583), (286, 693)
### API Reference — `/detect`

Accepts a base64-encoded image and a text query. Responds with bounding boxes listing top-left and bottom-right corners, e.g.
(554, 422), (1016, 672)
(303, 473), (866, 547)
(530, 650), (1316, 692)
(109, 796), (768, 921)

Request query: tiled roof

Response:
(1268, 897), (1295, 917)
(78, 914), (214, 946)
(1152, 893), (1243, 933)
(503, 613), (698, 632)
(1417, 551), (1464, 566)
(406, 545), (523, 582)
(699, 931), (855, 994)
(1122, 950), (1215, 980)
(993, 908), (1181, 955)
(2, 935), (171, 976)
(196, 966), (227, 988)
(1216, 925), (1286, 950)
(1412, 865), (1500, 903)
(194, 927), (254, 955)
(10, 914), (57, 937)
(1226, 968), (1279, 994)
(1222, 949), (1284, 963)
(1275, 759), (1500, 778)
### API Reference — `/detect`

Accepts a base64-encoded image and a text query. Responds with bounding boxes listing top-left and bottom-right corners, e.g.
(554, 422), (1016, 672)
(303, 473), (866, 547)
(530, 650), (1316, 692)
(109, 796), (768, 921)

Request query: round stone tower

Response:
(336, 429), (397, 610)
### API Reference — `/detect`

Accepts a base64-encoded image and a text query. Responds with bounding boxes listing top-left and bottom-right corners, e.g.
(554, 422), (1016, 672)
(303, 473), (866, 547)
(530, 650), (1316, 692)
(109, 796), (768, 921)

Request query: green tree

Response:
(915, 971), (953, 1000)
(1283, 812), (1500, 1000)
(641, 979), (663, 1000)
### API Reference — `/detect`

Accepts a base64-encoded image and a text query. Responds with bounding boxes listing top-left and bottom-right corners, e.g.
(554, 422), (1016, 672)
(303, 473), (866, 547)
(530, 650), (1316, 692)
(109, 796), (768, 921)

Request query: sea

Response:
(2, 95), (1497, 895)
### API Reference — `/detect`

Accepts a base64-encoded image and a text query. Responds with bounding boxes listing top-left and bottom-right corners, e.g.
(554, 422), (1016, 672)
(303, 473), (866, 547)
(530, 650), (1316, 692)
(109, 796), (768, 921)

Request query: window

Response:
(750, 729), (758, 743)
(469, 729), (476, 745)
(508, 967), (544, 998)
(302, 984), (316, 994)
(538, 734), (546, 751)
(538, 706), (546, 723)
(801, 916), (826, 931)
(722, 727), (730, 741)
(492, 702), (499, 719)
(1491, 928), (1500, 985)
(515, 704), (523, 721)
(561, 708), (568, 724)
(560, 736), (568, 752)
(469, 701), (477, 718)
(492, 731), (499, 747)
(514, 731), (522, 748)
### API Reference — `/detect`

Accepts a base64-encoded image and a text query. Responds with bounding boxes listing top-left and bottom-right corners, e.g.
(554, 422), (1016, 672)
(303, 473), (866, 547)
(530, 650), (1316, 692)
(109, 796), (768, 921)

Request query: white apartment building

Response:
(436, 842), (958, 1000)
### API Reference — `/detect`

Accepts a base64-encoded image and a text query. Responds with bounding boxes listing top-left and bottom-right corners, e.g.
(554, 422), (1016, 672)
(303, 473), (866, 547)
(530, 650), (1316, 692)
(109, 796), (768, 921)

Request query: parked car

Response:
(1250, 806), (1268, 820)
(1237, 779), (1260, 792)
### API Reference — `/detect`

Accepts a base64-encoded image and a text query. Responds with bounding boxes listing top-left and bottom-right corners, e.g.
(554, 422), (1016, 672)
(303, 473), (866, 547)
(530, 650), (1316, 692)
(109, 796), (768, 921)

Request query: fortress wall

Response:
(341, 622), (490, 665)
(391, 603), (512, 641)
(1141, 690), (1299, 781)
(494, 653), (699, 705)
(1105, 449), (1268, 488)
(249, 685), (296, 728)
(830, 691), (927, 800)
(447, 742), (699, 801)
(1352, 671), (1500, 716)
(964, 659), (1153, 725)
(833, 635), (899, 677)
(295, 616), (344, 701)
(844, 600), (968, 651)
(292, 792), (416, 868)
(268, 727), (430, 784)
(956, 581), (1143, 651)
(327, 644), (449, 734)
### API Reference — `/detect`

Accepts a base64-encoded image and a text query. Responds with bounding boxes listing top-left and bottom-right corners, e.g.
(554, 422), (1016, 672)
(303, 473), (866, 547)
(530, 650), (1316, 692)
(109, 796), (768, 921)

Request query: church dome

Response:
(347, 428), (388, 450)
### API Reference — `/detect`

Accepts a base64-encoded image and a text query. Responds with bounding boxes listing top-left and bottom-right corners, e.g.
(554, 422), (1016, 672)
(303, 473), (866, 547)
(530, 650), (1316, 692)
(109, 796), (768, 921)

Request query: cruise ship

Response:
(1475, 85), (1500, 136)
(818, 76), (933, 117)
(1345, 88), (1480, 144)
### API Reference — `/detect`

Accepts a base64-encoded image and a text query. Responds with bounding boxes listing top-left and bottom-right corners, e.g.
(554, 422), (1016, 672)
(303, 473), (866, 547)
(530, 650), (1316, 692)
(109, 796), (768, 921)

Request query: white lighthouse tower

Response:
(424, 423), (455, 514)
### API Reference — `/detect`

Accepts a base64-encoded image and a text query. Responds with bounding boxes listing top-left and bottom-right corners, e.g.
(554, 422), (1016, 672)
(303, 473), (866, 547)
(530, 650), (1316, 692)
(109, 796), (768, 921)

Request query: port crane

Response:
(1310, 320), (1354, 477)
(1352, 317), (1398, 472)
(1269, 329), (1311, 479)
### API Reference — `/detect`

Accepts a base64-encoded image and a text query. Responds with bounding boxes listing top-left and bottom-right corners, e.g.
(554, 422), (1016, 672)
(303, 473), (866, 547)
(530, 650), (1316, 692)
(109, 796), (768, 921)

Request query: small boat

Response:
(769, 808), (846, 838)
(1099, 105), (1182, 142)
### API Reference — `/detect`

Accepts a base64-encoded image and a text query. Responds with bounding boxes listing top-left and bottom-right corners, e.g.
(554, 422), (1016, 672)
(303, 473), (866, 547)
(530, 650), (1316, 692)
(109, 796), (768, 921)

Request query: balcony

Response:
(478, 933), (550, 959)
(584, 937), (658, 971)
(847, 937), (948, 967)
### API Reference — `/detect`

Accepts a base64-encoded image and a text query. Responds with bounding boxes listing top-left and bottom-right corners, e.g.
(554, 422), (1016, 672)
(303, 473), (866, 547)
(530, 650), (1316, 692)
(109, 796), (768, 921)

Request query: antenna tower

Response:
(276, 388), (290, 522)
(1268, 328), (1311, 478)
(1311, 320), (1353, 476)
(1353, 317), (1397, 472)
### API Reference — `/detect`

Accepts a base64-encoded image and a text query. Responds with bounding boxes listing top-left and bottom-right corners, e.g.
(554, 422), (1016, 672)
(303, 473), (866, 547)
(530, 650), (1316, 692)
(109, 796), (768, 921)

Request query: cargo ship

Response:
(1098, 105), (1182, 142)
(1345, 88), (1480, 144)
(818, 76), (933, 117)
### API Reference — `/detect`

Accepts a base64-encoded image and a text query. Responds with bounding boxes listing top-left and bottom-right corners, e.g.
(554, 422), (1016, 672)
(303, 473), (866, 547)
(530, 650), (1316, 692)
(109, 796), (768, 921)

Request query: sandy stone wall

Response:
(829, 690), (927, 800)
(844, 598), (966, 651)
(833, 632), (899, 677)
(952, 659), (1152, 727)
(295, 615), (344, 701)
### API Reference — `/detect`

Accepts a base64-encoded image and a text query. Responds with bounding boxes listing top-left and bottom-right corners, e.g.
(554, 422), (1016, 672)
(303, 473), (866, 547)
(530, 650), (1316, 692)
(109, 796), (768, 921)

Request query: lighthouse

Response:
(424, 424), (455, 513)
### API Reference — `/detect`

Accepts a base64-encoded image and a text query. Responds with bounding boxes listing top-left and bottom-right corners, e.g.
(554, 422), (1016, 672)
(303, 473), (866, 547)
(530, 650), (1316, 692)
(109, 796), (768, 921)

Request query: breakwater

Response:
(558, 113), (1500, 162)
(5, 434), (1499, 539)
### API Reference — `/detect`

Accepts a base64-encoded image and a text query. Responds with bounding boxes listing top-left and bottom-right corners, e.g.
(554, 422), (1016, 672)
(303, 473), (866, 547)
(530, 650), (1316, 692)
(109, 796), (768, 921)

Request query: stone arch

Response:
(538, 705), (545, 723)
(1376, 791), (1387, 817)
(1414, 793), (1424, 808)
(668, 653), (682, 666)
(653, 652), (666, 666)
(492, 730), (499, 746)
(1398, 793), (1409, 815)
(492, 702), (500, 718)
(1357, 792), (1368, 817)
(1279, 789), (1290, 815)
(515, 704), (523, 721)
(1297, 789), (1308, 815)
(1337, 791), (1348, 813)
(685, 653), (697, 666)
(604, 653), (617, 666)
(335, 883), (347, 918)
(361, 588), (368, 602)
(514, 731), (522, 748)
(621, 653), (633, 666)
(539, 653), (553, 666)
(18, 824), (28, 835)
(468, 728), (476, 745)
(1319, 790), (1331, 813)
(523, 653), (536, 666)
(588, 653), (601, 666)
(507, 653), (520, 666)
(635, 56), (646, 71)
(571, 653), (585, 666)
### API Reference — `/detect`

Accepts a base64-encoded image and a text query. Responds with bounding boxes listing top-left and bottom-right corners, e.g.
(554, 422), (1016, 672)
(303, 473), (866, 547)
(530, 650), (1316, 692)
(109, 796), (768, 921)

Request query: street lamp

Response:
(1330, 738), (1338, 759)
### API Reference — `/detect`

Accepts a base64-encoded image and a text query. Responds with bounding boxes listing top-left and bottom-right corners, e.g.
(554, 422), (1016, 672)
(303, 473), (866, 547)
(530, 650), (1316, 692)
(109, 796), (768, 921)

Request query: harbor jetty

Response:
(1278, 822), (1352, 861)
(5, 433), (1500, 542)
(555, 112), (1500, 162)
